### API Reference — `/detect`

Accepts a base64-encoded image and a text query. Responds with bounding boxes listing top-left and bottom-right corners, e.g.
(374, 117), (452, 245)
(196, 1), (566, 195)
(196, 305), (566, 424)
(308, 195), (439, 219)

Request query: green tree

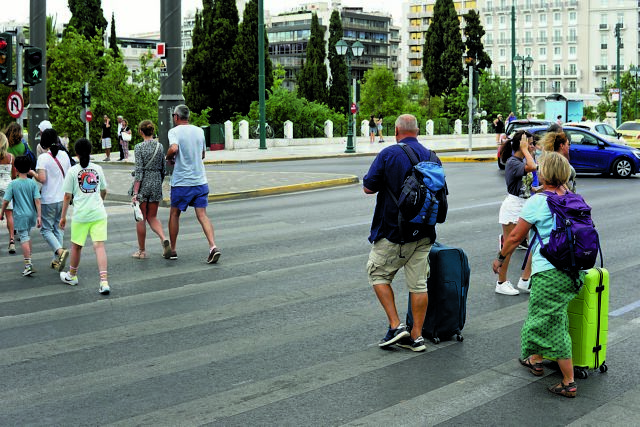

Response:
(328, 10), (348, 114)
(423, 0), (464, 97)
(210, 0), (239, 122)
(462, 9), (491, 71)
(109, 12), (120, 58)
(46, 27), (160, 153)
(230, 0), (273, 116)
(297, 13), (328, 104)
(183, 2), (213, 116)
(478, 73), (511, 120)
(359, 67), (402, 119)
(66, 0), (108, 40)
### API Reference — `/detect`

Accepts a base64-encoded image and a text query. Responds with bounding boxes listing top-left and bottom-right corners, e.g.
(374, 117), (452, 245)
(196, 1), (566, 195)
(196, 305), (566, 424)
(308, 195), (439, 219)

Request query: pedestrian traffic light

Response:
(0, 33), (12, 86)
(80, 87), (91, 106)
(24, 47), (43, 86)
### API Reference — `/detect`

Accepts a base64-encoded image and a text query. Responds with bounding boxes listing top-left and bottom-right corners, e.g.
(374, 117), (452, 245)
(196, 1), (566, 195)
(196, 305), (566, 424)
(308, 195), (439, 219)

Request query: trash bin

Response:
(201, 125), (211, 150)
(210, 124), (225, 151)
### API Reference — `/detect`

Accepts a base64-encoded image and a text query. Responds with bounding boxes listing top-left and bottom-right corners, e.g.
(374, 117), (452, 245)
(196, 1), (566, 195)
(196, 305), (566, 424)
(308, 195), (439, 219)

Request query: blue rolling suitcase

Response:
(406, 242), (471, 343)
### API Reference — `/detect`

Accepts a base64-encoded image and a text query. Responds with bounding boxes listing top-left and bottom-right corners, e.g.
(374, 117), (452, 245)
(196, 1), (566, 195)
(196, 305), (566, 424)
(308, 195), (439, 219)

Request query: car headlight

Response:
(633, 150), (640, 160)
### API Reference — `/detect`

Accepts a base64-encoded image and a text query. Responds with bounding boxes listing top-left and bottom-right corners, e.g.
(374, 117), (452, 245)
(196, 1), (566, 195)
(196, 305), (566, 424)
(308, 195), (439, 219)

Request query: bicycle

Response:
(251, 121), (274, 139)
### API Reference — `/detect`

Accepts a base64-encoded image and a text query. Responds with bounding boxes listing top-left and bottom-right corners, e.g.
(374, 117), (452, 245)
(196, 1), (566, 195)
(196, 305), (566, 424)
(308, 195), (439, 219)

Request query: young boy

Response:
(0, 155), (42, 276)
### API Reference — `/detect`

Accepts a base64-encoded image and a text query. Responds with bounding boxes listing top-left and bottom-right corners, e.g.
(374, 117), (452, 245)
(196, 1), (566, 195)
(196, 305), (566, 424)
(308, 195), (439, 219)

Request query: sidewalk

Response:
(100, 135), (496, 206)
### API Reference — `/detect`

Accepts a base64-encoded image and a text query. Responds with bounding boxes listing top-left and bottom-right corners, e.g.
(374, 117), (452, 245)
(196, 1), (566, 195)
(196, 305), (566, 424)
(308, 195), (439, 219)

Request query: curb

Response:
(107, 175), (360, 206)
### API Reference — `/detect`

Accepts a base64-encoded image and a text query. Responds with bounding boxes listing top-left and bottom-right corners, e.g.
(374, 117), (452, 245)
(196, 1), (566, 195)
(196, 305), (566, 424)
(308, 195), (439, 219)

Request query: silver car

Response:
(564, 121), (622, 144)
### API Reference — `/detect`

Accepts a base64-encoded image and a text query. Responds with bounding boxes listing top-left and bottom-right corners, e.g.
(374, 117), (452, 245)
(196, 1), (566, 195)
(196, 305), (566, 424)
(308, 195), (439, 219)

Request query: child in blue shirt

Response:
(0, 155), (41, 276)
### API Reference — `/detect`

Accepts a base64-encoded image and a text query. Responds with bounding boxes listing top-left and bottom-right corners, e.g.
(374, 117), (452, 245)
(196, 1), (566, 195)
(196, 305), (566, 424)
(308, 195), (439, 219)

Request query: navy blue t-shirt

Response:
(363, 137), (443, 244)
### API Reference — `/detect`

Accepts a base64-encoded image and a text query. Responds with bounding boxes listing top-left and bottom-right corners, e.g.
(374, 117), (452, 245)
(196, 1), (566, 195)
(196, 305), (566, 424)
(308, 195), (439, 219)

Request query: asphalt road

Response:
(1, 160), (640, 425)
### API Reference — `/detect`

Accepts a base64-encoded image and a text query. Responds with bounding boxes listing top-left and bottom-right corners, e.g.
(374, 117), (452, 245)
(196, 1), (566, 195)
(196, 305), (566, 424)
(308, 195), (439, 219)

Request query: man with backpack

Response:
(363, 114), (448, 352)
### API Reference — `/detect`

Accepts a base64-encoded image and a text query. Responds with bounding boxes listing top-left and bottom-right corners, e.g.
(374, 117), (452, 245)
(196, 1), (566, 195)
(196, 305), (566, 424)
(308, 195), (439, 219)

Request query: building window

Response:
(525, 15), (532, 26)
(569, 12), (577, 24)
(410, 32), (422, 40)
(554, 64), (561, 75)
(554, 47), (561, 58)
(539, 47), (546, 58)
(410, 59), (421, 67)
(540, 81), (546, 92)
(553, 12), (561, 25)
(539, 64), (546, 76)
(539, 14), (546, 25)
(486, 16), (493, 27)
(569, 46), (577, 58)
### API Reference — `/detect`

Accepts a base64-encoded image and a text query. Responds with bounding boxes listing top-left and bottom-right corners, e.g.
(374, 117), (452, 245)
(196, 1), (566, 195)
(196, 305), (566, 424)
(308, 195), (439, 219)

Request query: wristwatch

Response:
(497, 251), (506, 262)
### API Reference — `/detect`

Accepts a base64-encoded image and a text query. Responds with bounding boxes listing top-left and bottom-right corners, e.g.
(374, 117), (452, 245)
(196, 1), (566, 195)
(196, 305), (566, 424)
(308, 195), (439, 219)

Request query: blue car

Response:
(528, 125), (640, 178)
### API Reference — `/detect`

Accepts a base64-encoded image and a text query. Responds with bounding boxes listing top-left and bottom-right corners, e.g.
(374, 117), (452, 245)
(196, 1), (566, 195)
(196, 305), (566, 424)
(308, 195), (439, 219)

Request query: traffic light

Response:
(0, 33), (12, 85)
(24, 47), (43, 86)
(80, 87), (91, 106)
(473, 69), (479, 95)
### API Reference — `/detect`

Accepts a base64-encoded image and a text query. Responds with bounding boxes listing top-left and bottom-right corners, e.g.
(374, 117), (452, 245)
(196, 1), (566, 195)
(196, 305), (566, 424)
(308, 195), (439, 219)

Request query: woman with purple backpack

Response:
(492, 152), (581, 398)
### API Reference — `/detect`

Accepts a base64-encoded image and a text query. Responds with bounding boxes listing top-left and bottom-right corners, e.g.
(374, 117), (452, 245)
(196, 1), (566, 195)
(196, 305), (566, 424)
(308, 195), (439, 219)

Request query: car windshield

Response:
(618, 122), (640, 131)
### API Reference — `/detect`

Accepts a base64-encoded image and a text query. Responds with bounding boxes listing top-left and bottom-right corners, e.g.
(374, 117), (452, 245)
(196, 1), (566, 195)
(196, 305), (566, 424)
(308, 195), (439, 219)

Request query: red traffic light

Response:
(0, 39), (7, 50)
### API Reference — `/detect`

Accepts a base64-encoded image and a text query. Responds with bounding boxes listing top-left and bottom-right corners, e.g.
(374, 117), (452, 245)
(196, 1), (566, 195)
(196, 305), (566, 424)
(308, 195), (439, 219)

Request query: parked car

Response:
(524, 125), (640, 178)
(617, 120), (640, 143)
(564, 121), (622, 144)
(505, 119), (552, 136)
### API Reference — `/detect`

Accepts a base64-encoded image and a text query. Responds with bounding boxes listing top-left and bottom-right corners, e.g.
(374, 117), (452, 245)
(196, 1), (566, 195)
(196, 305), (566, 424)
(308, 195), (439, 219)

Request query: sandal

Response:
(132, 249), (146, 259)
(548, 381), (577, 398)
(519, 356), (544, 376)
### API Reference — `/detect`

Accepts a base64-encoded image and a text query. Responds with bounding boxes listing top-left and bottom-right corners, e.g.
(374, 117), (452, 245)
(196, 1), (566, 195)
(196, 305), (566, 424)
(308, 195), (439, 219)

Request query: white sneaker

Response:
(60, 271), (78, 286)
(517, 278), (531, 293)
(99, 281), (110, 295)
(495, 281), (519, 295)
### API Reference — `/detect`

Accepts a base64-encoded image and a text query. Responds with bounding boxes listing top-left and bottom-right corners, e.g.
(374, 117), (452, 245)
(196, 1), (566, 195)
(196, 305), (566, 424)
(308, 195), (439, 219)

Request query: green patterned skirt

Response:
(521, 269), (582, 360)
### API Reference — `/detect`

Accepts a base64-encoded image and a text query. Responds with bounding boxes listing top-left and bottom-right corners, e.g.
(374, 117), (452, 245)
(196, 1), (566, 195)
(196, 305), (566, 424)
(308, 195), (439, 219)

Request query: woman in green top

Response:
(5, 123), (25, 158)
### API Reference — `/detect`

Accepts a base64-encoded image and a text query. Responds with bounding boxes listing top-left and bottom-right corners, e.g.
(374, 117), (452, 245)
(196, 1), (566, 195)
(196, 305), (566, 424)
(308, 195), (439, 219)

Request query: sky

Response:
(6, 1), (403, 37)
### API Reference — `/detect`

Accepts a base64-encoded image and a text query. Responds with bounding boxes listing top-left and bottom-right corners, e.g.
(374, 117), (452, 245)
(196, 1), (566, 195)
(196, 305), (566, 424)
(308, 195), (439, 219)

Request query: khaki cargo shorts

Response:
(366, 237), (432, 293)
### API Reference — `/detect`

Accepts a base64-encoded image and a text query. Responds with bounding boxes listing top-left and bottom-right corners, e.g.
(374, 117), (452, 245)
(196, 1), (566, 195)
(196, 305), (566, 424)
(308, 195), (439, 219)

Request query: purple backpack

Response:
(526, 191), (602, 274)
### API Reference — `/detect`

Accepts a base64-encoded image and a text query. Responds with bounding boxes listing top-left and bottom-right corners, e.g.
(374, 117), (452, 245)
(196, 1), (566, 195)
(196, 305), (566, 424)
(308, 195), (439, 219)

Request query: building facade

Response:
(267, 2), (394, 91)
(401, 0), (640, 111)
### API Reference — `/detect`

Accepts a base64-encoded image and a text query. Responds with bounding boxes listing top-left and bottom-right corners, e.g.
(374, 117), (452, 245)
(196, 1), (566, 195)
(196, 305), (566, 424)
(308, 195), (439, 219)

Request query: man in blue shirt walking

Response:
(363, 114), (447, 352)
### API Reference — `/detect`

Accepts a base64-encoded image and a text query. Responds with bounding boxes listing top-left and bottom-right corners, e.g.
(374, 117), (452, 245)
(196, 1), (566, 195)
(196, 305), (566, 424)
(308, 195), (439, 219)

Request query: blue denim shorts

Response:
(170, 184), (209, 211)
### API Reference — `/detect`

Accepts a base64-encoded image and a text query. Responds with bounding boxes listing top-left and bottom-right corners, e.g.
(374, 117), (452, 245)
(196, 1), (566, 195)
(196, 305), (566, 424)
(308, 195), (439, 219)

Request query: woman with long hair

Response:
(130, 120), (170, 259)
(0, 132), (17, 253)
(540, 131), (576, 192)
(29, 128), (71, 271)
(496, 130), (537, 295)
(58, 138), (110, 295)
(493, 152), (580, 398)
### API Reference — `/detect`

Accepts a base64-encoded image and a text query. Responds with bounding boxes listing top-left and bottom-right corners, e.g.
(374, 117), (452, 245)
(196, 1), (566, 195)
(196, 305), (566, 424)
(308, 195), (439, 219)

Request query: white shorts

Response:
(498, 194), (526, 225)
(101, 138), (111, 149)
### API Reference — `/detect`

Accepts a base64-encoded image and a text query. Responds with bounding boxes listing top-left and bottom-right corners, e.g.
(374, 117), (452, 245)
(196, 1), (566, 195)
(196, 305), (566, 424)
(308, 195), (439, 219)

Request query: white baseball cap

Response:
(38, 120), (52, 132)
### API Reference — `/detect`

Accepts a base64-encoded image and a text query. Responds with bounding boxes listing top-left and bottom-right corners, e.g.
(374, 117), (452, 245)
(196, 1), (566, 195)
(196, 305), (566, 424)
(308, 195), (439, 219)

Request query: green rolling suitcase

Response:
(567, 267), (609, 378)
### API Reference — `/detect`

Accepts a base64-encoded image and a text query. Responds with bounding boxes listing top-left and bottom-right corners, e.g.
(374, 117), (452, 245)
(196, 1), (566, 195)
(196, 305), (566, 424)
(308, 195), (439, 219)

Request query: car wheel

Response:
(612, 158), (633, 178)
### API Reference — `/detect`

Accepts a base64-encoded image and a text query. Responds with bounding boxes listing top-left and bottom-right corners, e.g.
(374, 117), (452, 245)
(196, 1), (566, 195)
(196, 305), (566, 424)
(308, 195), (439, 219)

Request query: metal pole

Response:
(16, 27), (24, 129)
(510, 2), (516, 113)
(344, 50), (355, 153)
(27, 0), (48, 151)
(615, 23), (622, 127)
(258, 0), (266, 149)
(468, 64), (473, 153)
(85, 82), (90, 140)
(158, 0), (184, 157)
(521, 63), (525, 117)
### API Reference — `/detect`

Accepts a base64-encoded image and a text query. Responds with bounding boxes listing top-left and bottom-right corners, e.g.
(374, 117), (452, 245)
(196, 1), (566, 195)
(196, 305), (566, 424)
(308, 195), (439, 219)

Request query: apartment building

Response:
(267, 2), (394, 91)
(401, 0), (640, 110)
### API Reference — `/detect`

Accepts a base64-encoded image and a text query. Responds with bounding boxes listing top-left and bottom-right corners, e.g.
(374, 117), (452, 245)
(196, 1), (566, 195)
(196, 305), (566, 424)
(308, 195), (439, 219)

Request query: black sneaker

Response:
(207, 247), (221, 264)
(378, 323), (410, 347)
(518, 239), (529, 250)
(396, 335), (426, 352)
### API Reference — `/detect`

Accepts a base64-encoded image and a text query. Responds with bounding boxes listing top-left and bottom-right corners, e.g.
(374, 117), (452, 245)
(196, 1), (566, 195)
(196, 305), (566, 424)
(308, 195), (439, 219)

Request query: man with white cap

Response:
(36, 120), (53, 157)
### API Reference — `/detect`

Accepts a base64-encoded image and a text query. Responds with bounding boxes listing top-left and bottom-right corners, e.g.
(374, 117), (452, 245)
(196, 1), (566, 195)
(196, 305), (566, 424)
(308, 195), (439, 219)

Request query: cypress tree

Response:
(328, 10), (348, 114)
(209, 0), (239, 122)
(109, 12), (120, 59)
(423, 0), (464, 96)
(66, 0), (108, 40)
(462, 10), (491, 71)
(297, 13), (328, 103)
(230, 0), (273, 116)
(184, 1), (215, 116)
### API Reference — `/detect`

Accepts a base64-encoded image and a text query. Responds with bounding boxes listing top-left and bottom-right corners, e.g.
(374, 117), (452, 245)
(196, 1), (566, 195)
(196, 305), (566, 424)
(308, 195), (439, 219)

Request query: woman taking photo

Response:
(493, 152), (579, 398)
(496, 130), (537, 296)
(130, 120), (170, 259)
(120, 119), (132, 161)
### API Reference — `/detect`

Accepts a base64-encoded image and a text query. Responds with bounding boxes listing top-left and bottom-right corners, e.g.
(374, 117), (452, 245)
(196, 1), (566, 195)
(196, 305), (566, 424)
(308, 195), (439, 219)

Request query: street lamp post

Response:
(631, 65), (639, 119)
(513, 54), (534, 118)
(335, 39), (364, 153)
